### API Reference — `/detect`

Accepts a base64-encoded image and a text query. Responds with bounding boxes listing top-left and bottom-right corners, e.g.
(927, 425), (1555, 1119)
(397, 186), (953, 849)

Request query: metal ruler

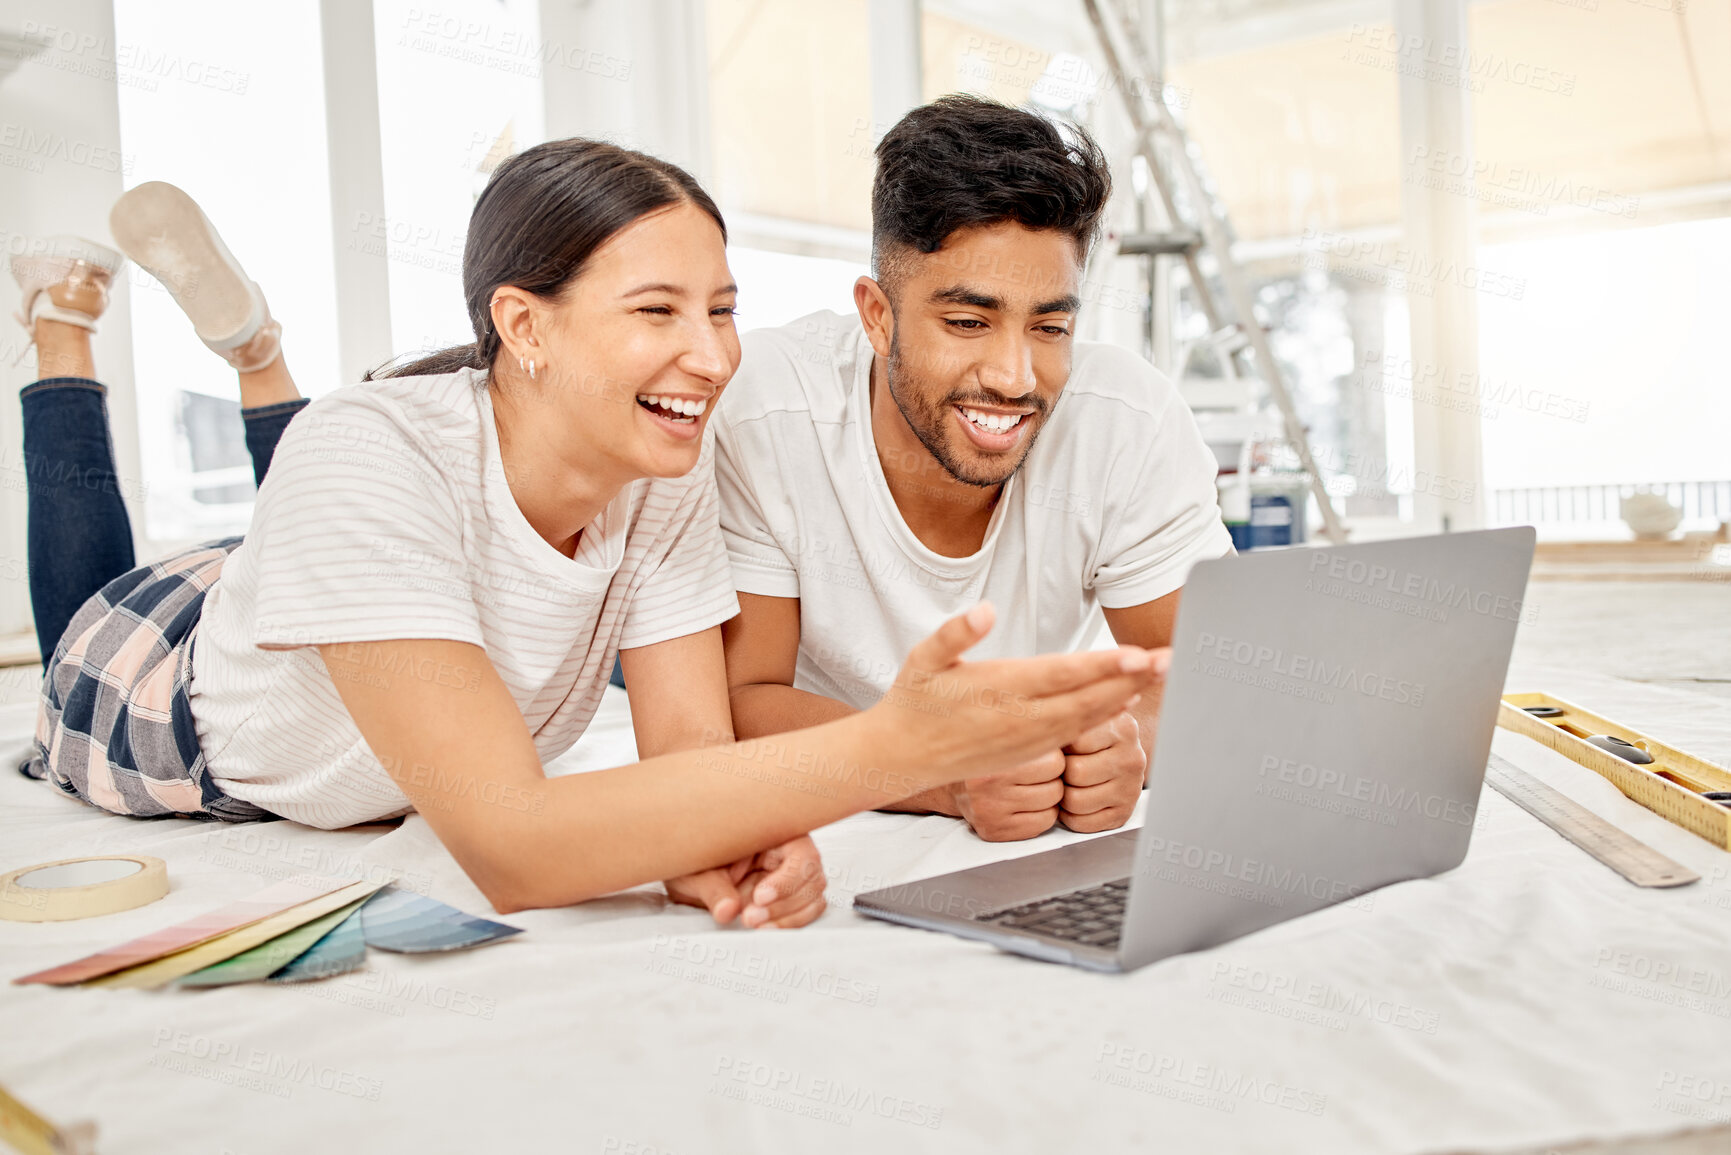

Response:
(1484, 753), (1700, 888)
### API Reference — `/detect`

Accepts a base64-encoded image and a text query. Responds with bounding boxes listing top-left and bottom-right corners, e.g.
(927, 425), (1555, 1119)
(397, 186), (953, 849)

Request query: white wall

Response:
(0, 0), (138, 635)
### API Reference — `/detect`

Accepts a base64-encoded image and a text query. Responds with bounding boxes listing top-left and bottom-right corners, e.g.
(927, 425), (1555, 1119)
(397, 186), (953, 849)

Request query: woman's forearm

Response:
(731, 683), (959, 817)
(321, 638), (929, 911)
(486, 710), (927, 910)
(321, 614), (1156, 913)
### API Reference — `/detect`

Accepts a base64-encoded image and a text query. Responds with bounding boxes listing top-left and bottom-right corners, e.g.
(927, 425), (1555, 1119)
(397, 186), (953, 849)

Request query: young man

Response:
(715, 95), (1231, 841)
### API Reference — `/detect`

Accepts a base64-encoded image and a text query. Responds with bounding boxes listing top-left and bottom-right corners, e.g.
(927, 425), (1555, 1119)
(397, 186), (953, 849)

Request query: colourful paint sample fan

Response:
(14, 875), (369, 986)
(13, 878), (523, 991)
(89, 880), (384, 990)
(176, 898), (371, 988)
(180, 885), (520, 985)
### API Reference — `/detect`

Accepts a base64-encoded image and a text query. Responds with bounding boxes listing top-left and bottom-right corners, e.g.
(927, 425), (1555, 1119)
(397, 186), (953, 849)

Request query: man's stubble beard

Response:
(884, 326), (1048, 489)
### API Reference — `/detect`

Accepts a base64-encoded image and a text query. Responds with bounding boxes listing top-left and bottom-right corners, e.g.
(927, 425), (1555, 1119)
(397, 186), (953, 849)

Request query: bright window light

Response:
(114, 0), (338, 541)
(726, 246), (866, 334)
(371, 0), (544, 359)
(1478, 217), (1731, 490)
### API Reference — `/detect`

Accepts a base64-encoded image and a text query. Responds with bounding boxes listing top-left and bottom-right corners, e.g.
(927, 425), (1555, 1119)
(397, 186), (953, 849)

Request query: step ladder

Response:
(1081, 0), (1347, 544)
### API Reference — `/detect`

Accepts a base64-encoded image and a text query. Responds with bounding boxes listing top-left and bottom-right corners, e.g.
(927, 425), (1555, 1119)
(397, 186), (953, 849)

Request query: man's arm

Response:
(722, 592), (1065, 839)
(1052, 588), (1183, 833)
(721, 593), (856, 734)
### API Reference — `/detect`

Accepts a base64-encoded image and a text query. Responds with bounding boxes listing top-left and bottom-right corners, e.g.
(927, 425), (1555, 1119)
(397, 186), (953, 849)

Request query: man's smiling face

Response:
(876, 221), (1082, 488)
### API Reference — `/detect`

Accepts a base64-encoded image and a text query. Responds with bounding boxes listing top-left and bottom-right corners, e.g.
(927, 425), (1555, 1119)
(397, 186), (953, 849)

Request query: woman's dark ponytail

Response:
(369, 139), (725, 380)
(369, 343), (489, 379)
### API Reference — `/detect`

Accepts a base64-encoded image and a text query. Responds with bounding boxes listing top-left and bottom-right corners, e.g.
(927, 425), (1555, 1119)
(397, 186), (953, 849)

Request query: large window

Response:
(1161, 0), (1731, 530)
(1478, 216), (1731, 494)
(114, 0), (339, 542)
(109, 0), (548, 542)
(57, 0), (1731, 556)
(703, 1), (873, 332)
(705, 0), (872, 234)
(371, 0), (544, 358)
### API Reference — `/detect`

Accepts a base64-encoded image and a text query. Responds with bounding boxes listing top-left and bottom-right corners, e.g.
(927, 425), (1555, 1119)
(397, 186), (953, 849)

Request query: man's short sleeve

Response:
(248, 394), (485, 650)
(1088, 365), (1234, 610)
(714, 406), (801, 599)
(618, 440), (742, 650)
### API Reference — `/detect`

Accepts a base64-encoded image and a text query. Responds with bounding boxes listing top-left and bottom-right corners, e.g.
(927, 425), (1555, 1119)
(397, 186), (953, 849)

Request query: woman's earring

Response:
(517, 356), (526, 373)
(528, 359), (536, 380)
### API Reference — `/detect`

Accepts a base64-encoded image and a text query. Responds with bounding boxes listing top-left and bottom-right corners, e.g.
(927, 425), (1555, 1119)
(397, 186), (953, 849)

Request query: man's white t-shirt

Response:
(714, 310), (1232, 711)
(190, 368), (739, 829)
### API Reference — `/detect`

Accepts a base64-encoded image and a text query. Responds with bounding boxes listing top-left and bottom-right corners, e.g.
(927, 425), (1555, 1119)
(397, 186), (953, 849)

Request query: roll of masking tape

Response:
(0, 855), (168, 923)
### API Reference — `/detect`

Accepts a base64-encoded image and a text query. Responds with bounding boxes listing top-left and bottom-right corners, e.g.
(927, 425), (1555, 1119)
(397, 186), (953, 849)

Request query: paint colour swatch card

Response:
(175, 897), (371, 988)
(14, 875), (362, 986)
(88, 880), (385, 990)
(270, 903), (369, 983)
(360, 887), (522, 953)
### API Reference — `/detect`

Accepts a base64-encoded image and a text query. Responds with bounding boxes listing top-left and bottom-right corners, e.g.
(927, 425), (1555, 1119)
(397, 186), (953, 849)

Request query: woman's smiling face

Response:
(523, 200), (741, 481)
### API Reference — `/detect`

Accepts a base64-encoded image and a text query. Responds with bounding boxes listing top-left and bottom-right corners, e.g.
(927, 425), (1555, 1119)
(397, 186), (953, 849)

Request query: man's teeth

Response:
(639, 395), (707, 420)
(961, 407), (1024, 435)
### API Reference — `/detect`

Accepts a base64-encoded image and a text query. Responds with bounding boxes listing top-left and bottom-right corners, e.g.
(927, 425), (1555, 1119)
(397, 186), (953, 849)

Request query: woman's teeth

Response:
(961, 407), (1024, 435)
(638, 395), (707, 422)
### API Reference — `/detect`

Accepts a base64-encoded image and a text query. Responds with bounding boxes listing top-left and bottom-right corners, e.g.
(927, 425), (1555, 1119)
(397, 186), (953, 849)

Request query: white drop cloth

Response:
(2, 583), (1728, 1154)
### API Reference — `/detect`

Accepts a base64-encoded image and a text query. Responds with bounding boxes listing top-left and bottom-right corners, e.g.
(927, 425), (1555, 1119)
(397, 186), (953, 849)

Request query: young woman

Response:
(12, 141), (1159, 928)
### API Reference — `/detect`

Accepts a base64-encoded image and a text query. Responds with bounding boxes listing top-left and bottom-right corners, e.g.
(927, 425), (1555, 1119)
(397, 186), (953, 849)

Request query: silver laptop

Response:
(854, 527), (1536, 972)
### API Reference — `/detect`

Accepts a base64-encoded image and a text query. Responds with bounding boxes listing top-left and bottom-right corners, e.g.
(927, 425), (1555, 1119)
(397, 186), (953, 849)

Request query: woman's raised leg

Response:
(110, 181), (309, 486)
(12, 239), (136, 664)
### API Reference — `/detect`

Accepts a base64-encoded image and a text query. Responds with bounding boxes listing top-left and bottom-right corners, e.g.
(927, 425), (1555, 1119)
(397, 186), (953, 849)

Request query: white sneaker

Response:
(9, 235), (126, 333)
(109, 181), (281, 372)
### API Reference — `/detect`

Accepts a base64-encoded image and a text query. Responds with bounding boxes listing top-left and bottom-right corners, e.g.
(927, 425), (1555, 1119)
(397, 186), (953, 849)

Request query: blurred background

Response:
(1, 0), (1728, 642)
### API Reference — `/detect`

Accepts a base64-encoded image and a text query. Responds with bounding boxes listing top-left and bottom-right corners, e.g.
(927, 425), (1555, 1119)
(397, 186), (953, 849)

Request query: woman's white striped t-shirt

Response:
(188, 367), (739, 829)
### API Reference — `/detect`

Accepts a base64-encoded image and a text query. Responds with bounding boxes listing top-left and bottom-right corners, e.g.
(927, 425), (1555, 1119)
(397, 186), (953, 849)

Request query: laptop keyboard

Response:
(976, 878), (1130, 948)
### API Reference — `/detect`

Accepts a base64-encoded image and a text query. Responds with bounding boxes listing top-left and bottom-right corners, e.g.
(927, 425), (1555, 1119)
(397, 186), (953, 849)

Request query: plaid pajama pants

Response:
(20, 537), (271, 822)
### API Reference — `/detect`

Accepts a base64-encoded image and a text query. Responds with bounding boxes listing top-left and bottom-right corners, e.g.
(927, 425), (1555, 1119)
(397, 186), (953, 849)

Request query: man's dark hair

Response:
(870, 94), (1112, 284)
